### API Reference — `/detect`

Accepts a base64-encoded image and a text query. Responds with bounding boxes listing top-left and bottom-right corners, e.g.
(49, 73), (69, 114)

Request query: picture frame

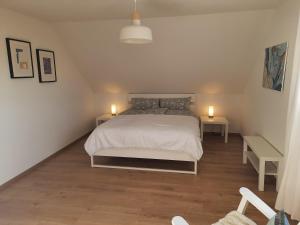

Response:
(263, 42), (288, 92)
(36, 49), (57, 83)
(6, 38), (34, 79)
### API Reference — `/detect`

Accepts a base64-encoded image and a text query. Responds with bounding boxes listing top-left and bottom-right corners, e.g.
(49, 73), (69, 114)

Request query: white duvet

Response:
(84, 114), (203, 160)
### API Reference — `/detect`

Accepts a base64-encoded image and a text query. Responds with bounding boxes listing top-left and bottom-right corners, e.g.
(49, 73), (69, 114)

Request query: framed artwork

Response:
(36, 49), (57, 83)
(6, 38), (34, 78)
(263, 42), (288, 92)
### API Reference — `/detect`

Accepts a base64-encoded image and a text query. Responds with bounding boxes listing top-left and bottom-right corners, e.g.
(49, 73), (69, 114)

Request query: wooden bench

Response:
(243, 136), (283, 191)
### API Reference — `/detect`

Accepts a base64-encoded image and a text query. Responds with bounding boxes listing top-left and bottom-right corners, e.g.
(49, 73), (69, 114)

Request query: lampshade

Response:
(120, 24), (152, 44)
(208, 106), (214, 118)
(111, 104), (117, 116)
(120, 0), (152, 44)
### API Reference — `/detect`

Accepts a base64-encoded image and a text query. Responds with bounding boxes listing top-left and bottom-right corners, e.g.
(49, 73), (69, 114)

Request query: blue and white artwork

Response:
(263, 42), (288, 92)
(43, 57), (52, 74)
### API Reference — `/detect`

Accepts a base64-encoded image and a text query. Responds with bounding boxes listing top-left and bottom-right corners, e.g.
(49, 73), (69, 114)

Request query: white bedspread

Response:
(84, 115), (203, 160)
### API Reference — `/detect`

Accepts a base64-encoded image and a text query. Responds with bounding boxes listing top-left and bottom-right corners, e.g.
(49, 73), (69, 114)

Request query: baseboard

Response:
(0, 131), (92, 191)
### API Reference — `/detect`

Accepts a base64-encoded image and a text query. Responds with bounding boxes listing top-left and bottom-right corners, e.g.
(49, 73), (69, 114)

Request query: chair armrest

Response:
(172, 216), (190, 225)
(238, 187), (276, 219)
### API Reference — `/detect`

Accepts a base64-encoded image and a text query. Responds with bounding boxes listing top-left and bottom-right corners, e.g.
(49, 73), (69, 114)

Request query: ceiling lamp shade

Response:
(120, 0), (152, 44)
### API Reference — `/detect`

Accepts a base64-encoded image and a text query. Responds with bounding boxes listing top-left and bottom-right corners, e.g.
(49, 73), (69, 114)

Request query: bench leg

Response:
(276, 162), (281, 191)
(243, 141), (248, 164)
(258, 160), (265, 191)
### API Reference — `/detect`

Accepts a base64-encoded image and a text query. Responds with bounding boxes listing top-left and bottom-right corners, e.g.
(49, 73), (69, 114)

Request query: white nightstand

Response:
(96, 113), (114, 126)
(200, 116), (229, 143)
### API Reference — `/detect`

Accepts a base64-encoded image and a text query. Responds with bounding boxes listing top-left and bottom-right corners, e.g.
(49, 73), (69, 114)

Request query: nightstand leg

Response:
(225, 123), (228, 143)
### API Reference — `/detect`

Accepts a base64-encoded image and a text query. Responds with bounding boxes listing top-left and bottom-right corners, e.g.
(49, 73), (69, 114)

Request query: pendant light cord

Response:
(134, 0), (137, 11)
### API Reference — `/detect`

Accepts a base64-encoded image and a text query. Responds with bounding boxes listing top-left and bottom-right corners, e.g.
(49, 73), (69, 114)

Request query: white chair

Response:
(172, 187), (300, 225)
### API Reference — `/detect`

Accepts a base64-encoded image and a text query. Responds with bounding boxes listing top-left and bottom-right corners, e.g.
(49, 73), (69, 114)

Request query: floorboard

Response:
(0, 134), (281, 225)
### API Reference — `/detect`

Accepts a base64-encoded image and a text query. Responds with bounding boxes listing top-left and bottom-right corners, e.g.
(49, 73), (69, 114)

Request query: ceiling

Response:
(55, 10), (272, 94)
(0, 0), (280, 22)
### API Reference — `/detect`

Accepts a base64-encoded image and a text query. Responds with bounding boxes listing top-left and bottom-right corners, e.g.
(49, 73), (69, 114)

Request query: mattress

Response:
(84, 114), (203, 160)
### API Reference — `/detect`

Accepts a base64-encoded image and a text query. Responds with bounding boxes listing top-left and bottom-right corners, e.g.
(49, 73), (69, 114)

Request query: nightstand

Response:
(96, 113), (113, 126)
(200, 116), (229, 143)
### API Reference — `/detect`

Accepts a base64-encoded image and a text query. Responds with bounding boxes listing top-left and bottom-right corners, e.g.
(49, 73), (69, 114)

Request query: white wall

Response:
(242, 0), (300, 154)
(0, 8), (96, 185)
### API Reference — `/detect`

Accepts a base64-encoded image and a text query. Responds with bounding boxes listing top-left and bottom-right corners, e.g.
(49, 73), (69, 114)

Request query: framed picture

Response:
(36, 49), (57, 83)
(263, 42), (288, 92)
(6, 38), (34, 78)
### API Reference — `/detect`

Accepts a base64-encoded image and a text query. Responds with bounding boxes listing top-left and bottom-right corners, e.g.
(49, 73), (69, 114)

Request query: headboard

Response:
(128, 93), (196, 103)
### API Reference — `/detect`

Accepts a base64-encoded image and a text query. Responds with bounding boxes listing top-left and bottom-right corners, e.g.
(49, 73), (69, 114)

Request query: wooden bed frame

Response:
(91, 93), (199, 175)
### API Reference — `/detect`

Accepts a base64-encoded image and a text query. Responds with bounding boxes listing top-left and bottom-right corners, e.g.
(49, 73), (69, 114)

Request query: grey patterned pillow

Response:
(131, 98), (159, 110)
(160, 97), (191, 110)
(120, 109), (145, 115)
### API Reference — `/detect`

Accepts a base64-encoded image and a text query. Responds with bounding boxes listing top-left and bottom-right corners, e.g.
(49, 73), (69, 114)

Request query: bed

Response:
(84, 94), (203, 174)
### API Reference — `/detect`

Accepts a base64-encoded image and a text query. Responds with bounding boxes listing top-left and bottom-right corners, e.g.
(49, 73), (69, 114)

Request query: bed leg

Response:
(91, 156), (94, 168)
(194, 160), (198, 175)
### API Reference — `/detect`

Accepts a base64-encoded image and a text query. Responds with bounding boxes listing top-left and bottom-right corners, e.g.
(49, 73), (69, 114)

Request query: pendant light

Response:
(120, 0), (152, 44)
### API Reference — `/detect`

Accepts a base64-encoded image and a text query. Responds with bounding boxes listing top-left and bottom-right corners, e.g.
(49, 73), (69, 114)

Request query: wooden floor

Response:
(0, 134), (278, 225)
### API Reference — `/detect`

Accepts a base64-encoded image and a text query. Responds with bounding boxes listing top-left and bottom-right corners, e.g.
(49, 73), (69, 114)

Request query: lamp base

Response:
(112, 113), (116, 117)
(208, 116), (214, 119)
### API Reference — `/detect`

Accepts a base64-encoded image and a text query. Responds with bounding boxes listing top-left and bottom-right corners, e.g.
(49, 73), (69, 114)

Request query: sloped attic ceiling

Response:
(0, 0), (280, 21)
(54, 10), (272, 94)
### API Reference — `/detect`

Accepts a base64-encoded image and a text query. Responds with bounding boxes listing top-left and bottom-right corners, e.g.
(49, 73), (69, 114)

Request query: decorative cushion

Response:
(212, 211), (257, 225)
(160, 97), (191, 110)
(131, 98), (159, 110)
(267, 210), (290, 225)
(120, 108), (168, 115)
(120, 109), (145, 115)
